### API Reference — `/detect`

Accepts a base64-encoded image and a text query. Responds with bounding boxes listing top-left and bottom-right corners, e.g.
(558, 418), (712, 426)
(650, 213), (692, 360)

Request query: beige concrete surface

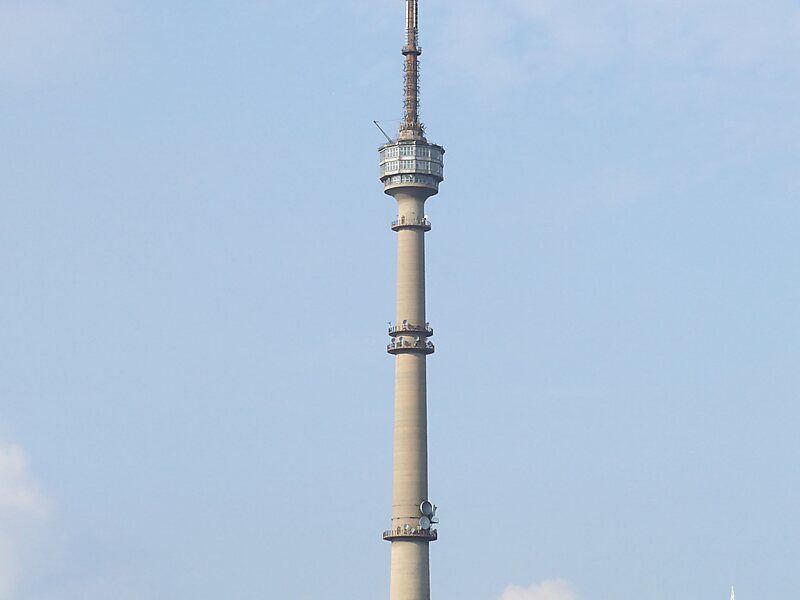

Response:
(387, 185), (435, 600)
(390, 540), (431, 600)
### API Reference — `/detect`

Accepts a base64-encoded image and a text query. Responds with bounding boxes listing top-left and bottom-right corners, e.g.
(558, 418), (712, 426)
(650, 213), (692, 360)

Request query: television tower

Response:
(378, 2), (444, 600)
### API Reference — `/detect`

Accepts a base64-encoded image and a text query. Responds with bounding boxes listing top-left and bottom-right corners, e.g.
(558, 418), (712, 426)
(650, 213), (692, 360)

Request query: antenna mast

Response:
(400, 0), (424, 140)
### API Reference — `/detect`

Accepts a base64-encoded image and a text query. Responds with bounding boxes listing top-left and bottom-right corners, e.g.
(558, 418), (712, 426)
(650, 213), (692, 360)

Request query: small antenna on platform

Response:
(374, 120), (393, 143)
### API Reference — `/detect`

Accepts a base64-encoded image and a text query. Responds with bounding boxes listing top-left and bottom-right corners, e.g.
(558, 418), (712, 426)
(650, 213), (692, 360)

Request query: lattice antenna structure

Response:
(400, 0), (424, 140)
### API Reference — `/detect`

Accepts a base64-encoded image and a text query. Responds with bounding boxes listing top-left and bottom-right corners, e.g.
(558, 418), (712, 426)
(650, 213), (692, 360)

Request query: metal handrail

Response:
(383, 527), (438, 540)
(387, 339), (435, 353)
(391, 217), (431, 229)
(388, 322), (433, 336)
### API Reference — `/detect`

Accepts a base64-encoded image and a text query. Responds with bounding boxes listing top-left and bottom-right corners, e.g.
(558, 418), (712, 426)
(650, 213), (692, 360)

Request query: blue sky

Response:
(1, 1), (798, 599)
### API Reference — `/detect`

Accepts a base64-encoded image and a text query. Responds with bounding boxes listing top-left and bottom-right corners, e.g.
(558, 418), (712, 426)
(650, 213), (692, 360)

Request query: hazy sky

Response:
(2, 1), (798, 599)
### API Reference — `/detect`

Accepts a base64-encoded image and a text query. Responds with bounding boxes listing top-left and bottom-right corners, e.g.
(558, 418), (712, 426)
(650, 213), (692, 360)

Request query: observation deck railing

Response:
(387, 338), (435, 355)
(391, 216), (431, 231)
(389, 322), (433, 337)
(383, 527), (438, 541)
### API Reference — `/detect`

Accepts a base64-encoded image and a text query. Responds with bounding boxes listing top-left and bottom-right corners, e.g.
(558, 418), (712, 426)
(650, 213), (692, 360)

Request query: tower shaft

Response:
(390, 194), (430, 600)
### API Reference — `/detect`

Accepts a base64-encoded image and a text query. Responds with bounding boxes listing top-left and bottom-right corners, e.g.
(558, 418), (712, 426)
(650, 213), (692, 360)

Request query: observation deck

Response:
(389, 321), (433, 338)
(383, 526), (438, 542)
(392, 216), (431, 231)
(379, 140), (445, 194)
(387, 337), (435, 355)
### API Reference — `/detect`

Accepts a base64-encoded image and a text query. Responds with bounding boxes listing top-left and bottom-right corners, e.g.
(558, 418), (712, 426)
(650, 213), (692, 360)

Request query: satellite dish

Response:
(420, 501), (434, 517)
(419, 516), (431, 530)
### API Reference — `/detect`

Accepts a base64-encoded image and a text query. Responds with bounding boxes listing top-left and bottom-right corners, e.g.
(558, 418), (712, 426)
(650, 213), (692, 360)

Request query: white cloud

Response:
(0, 0), (122, 84)
(499, 579), (577, 600)
(440, 0), (800, 84)
(0, 443), (49, 599)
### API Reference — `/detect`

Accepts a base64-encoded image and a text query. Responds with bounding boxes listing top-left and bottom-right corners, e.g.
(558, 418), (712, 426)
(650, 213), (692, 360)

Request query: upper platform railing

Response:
(388, 321), (433, 337)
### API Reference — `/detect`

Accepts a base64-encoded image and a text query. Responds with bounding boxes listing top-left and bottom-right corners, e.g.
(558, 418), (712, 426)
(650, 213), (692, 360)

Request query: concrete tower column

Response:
(390, 192), (430, 600)
(386, 188), (435, 600)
